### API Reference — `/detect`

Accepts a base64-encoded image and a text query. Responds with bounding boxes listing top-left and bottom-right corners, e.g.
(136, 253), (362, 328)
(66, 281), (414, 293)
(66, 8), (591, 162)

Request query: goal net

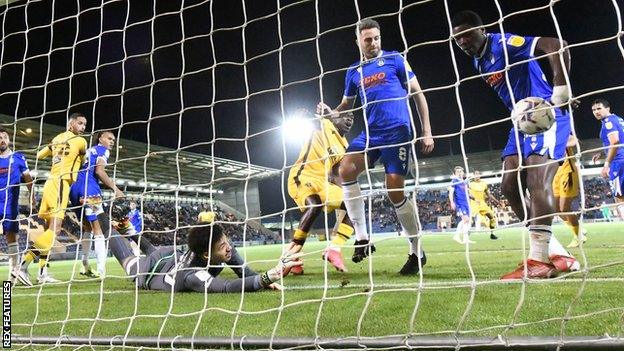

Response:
(2, 0), (624, 349)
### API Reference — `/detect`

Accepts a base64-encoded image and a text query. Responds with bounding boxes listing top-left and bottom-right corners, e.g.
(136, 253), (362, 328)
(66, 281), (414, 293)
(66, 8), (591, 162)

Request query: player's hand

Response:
(316, 102), (333, 117)
(450, 202), (456, 211)
(284, 242), (303, 255)
(419, 133), (434, 154)
(114, 189), (125, 199)
(592, 153), (602, 164)
(263, 254), (304, 286)
(601, 165), (610, 179)
(268, 282), (283, 291)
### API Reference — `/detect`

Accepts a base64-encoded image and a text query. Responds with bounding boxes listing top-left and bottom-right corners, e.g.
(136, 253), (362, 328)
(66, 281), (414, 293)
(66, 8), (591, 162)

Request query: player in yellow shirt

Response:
(552, 136), (587, 247)
(18, 112), (88, 284)
(468, 171), (501, 240)
(198, 204), (216, 224)
(283, 109), (355, 274)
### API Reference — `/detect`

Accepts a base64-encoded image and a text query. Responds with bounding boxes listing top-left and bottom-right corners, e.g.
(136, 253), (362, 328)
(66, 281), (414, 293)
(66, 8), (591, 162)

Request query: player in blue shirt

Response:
(0, 129), (36, 286)
(448, 166), (475, 245)
(317, 18), (434, 275)
(127, 201), (143, 234)
(591, 99), (624, 220)
(69, 131), (124, 278)
(452, 11), (578, 280)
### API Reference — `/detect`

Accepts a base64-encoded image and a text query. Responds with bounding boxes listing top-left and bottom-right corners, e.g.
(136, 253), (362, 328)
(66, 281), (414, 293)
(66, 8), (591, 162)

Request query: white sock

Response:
(528, 225), (551, 262)
(618, 204), (624, 221)
(393, 198), (420, 236)
(548, 235), (572, 258)
(81, 232), (92, 268)
(94, 235), (107, 274)
(342, 181), (368, 241)
(393, 198), (423, 257)
(455, 221), (466, 241)
(7, 242), (19, 270)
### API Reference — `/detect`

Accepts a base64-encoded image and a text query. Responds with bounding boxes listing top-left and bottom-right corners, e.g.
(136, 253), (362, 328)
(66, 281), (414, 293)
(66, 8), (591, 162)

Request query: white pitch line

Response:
(10, 277), (624, 297)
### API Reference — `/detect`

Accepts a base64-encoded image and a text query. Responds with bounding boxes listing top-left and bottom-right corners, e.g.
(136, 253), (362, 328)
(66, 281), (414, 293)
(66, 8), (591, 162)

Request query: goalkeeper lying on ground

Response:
(109, 223), (300, 293)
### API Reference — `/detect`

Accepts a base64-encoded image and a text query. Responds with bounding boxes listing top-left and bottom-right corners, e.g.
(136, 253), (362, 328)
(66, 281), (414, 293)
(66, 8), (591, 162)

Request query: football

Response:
(512, 97), (555, 135)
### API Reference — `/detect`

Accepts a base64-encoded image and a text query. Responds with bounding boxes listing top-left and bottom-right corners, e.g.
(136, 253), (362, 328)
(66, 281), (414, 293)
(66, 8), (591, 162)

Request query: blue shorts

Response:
(456, 204), (470, 218)
(347, 125), (413, 176)
(0, 211), (19, 233)
(69, 181), (104, 222)
(608, 161), (624, 197)
(501, 108), (570, 161)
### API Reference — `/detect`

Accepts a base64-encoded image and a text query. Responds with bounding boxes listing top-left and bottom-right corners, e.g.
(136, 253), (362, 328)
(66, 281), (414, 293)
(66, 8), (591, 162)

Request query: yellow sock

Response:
(331, 223), (354, 247)
(572, 225), (580, 236)
(34, 229), (56, 268)
(293, 229), (308, 245)
(22, 250), (36, 265)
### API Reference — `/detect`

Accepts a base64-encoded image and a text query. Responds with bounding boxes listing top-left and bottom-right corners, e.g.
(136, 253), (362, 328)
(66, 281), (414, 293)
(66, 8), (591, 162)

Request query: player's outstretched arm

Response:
(409, 77), (433, 154)
(95, 159), (124, 198)
(535, 37), (572, 106)
(186, 258), (302, 293)
(317, 97), (355, 117)
(227, 247), (258, 278)
(36, 145), (52, 160)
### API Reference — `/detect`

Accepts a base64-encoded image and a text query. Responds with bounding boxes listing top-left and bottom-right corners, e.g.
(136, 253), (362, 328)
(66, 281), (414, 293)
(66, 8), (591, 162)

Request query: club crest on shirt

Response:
(377, 58), (385, 66)
(507, 36), (525, 47)
(605, 121), (613, 129)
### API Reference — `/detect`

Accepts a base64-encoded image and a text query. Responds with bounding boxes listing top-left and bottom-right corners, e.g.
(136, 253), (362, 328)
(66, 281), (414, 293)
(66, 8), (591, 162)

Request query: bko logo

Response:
(398, 147), (407, 161)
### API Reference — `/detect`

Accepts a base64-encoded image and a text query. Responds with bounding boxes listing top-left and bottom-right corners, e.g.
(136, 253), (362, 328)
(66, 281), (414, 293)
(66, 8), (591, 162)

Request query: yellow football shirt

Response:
(37, 130), (87, 183)
(198, 211), (216, 223)
(288, 118), (348, 183)
(468, 180), (488, 203)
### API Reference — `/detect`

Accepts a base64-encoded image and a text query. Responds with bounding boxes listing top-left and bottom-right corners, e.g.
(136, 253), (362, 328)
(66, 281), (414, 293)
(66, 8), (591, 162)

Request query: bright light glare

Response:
(283, 116), (314, 144)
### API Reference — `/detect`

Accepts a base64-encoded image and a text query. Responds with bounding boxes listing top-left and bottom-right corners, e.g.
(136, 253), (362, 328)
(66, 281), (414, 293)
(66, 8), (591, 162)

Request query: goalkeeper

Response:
(108, 223), (299, 293)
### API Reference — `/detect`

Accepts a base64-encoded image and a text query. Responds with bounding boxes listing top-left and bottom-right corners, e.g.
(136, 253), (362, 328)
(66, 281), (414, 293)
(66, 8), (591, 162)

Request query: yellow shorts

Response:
(288, 175), (343, 212)
(471, 203), (495, 217)
(552, 167), (579, 198)
(38, 178), (71, 221)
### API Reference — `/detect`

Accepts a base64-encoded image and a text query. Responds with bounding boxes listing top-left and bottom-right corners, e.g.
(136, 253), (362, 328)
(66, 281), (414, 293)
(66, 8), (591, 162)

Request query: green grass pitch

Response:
(7, 222), (624, 343)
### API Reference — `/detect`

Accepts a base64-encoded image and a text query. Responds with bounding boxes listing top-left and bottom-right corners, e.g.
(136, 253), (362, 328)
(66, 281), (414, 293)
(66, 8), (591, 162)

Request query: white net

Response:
(1, 0), (624, 349)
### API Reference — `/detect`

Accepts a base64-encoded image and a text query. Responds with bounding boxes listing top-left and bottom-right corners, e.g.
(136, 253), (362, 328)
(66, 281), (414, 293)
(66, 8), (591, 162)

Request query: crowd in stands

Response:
(366, 176), (617, 232)
(112, 201), (269, 247)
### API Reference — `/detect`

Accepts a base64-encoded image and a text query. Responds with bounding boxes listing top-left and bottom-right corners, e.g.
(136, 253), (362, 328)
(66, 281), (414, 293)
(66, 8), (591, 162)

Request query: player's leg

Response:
(381, 141), (425, 274)
(5, 213), (29, 285)
(339, 152), (368, 239)
(559, 196), (586, 248)
(502, 155), (558, 280)
(501, 155), (529, 221)
(19, 180), (57, 279)
(340, 150), (376, 263)
(454, 213), (473, 244)
(107, 231), (139, 275)
(483, 209), (498, 240)
(78, 221), (96, 277)
(282, 194), (323, 276)
(321, 185), (353, 272)
(37, 180), (73, 283)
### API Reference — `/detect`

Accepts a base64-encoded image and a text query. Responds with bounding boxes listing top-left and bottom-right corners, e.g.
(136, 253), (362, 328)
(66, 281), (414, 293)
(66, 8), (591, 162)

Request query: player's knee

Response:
(501, 180), (519, 200)
(387, 190), (404, 205)
(338, 162), (357, 182)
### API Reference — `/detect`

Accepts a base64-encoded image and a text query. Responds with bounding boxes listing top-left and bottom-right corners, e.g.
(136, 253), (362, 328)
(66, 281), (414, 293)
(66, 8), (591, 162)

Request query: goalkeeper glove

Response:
(260, 255), (304, 288)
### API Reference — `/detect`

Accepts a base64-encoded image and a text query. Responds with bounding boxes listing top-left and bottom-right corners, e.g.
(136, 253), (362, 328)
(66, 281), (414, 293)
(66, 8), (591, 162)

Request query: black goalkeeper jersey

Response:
(135, 247), (263, 293)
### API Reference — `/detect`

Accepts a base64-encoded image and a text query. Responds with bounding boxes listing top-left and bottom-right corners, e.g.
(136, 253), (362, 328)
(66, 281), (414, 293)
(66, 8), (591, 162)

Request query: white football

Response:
(512, 97), (555, 135)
